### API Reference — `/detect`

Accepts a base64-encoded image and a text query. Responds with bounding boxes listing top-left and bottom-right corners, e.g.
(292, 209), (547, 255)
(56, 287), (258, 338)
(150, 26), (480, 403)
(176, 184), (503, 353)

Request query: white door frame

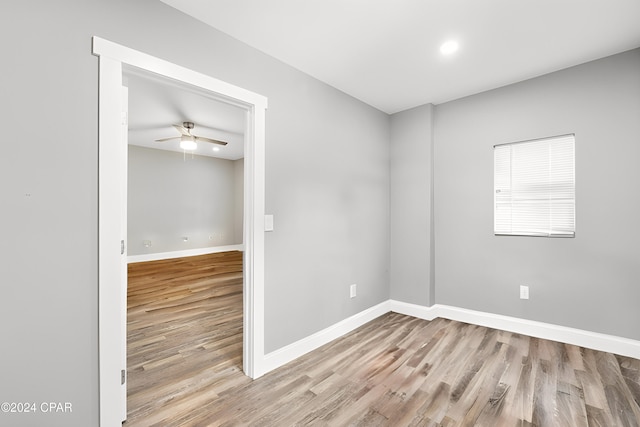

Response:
(119, 85), (128, 422)
(93, 37), (267, 427)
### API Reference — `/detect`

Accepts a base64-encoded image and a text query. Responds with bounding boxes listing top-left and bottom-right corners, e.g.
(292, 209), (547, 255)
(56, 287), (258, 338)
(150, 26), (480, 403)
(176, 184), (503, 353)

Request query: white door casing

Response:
(93, 37), (268, 427)
(120, 86), (128, 422)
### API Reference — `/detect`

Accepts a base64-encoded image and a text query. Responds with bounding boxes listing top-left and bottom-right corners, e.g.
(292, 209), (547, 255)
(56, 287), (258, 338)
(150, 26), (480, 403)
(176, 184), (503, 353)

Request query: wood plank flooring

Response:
(127, 251), (244, 425)
(126, 252), (640, 426)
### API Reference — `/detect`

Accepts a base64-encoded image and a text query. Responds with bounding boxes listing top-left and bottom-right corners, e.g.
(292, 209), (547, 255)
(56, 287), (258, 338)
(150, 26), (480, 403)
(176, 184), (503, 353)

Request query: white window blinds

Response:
(494, 134), (575, 237)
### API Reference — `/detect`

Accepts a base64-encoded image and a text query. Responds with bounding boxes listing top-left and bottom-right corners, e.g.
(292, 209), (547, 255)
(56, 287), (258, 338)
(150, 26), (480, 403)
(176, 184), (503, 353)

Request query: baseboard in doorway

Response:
(127, 244), (244, 264)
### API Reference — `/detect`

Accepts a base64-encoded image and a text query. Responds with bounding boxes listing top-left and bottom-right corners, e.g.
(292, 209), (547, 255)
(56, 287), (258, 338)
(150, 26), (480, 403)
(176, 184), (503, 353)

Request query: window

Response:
(494, 134), (575, 237)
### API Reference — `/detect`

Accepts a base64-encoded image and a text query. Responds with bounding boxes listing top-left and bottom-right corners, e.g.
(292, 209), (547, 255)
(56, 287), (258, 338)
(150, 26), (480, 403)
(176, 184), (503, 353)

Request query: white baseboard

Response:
(389, 300), (439, 321)
(260, 300), (640, 377)
(390, 300), (640, 360)
(127, 244), (244, 263)
(261, 301), (391, 374)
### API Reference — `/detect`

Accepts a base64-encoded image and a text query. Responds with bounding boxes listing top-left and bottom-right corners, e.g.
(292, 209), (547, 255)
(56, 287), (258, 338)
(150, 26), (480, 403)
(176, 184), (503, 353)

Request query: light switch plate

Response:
(265, 214), (274, 232)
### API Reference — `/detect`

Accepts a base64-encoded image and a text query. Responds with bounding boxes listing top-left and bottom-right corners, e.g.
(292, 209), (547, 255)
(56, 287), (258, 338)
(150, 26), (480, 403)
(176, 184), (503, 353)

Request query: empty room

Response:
(1, 1), (639, 426)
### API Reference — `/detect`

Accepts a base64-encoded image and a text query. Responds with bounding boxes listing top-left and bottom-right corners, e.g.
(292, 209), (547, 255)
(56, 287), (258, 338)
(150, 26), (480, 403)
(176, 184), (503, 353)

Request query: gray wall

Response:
(0, 1), (389, 426)
(234, 159), (244, 243)
(433, 48), (640, 341)
(389, 104), (435, 305)
(128, 146), (242, 256)
(2, 1), (638, 425)
(264, 78), (391, 351)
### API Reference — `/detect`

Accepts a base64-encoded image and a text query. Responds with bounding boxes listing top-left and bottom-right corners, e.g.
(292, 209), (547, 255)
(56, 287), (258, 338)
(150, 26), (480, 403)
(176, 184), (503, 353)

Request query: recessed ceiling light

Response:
(213, 146), (220, 152)
(440, 40), (459, 55)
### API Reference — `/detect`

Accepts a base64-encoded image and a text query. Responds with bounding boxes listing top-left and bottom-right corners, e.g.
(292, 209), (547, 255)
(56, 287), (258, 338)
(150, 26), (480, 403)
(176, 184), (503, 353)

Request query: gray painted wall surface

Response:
(2, 1), (639, 425)
(390, 104), (434, 305)
(264, 82), (391, 352)
(433, 48), (640, 341)
(0, 1), (389, 425)
(128, 146), (241, 255)
(234, 159), (245, 244)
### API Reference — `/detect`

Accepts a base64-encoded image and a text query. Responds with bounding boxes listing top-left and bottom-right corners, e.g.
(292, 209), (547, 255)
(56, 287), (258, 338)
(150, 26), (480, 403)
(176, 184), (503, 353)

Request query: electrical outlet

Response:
(520, 285), (529, 300)
(350, 284), (357, 298)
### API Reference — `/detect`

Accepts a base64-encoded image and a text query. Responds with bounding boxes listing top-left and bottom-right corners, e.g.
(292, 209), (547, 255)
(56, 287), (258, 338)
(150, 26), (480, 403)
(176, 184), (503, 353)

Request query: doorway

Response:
(124, 69), (247, 423)
(93, 37), (268, 427)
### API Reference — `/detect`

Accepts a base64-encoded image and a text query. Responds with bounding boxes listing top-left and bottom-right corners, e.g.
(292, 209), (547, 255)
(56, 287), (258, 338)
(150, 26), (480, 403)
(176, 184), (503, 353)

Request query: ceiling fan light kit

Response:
(179, 134), (197, 150)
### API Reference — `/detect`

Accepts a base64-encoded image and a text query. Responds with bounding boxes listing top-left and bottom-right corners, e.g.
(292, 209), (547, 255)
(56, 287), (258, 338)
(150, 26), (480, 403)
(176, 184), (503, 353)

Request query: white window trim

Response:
(494, 134), (575, 238)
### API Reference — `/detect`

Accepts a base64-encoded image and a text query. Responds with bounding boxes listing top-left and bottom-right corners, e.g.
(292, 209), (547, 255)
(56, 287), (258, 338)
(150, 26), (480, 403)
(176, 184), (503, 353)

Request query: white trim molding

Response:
(93, 36), (267, 427)
(262, 301), (391, 374)
(389, 300), (440, 321)
(257, 300), (640, 379)
(127, 244), (244, 264)
(390, 301), (640, 360)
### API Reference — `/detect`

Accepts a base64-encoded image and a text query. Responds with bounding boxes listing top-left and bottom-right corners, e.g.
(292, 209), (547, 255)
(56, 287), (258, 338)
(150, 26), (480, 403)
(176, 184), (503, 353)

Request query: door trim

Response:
(93, 37), (267, 427)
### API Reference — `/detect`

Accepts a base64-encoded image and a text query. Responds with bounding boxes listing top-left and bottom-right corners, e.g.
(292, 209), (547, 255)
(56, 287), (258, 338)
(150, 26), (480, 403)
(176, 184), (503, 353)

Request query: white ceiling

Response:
(126, 68), (246, 160)
(160, 0), (640, 114)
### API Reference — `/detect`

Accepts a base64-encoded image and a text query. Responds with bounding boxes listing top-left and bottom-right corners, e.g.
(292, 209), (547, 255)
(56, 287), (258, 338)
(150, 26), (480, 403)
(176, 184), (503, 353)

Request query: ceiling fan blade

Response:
(195, 136), (228, 146)
(172, 124), (190, 135)
(155, 136), (179, 142)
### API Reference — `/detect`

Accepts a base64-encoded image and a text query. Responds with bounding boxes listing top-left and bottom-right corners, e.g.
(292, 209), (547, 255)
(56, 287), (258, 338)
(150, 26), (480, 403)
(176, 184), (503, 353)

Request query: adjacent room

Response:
(124, 71), (247, 423)
(1, 1), (639, 426)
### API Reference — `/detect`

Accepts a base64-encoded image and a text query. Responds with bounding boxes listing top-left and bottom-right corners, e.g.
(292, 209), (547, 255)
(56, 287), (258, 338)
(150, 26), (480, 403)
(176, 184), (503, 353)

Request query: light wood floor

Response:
(126, 252), (640, 426)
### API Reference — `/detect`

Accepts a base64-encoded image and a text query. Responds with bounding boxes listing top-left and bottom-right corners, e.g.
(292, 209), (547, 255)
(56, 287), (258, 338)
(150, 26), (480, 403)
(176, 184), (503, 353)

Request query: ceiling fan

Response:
(155, 121), (228, 150)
